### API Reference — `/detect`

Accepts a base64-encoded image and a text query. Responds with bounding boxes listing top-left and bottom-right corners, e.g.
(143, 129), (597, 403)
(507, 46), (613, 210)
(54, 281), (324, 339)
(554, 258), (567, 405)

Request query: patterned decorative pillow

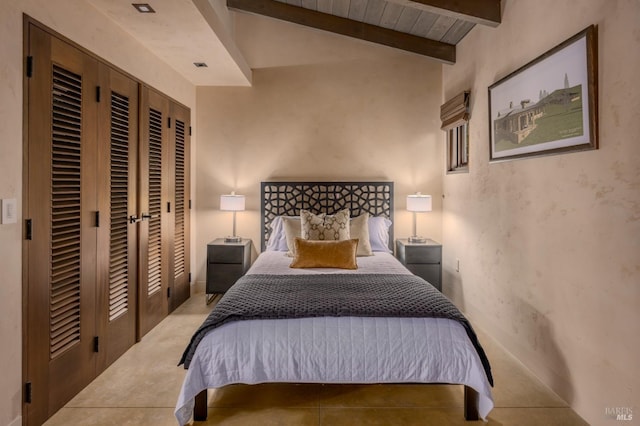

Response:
(301, 209), (350, 241)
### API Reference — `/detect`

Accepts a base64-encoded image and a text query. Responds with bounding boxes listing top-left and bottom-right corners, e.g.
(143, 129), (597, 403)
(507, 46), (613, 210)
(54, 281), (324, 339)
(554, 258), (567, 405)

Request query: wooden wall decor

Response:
(260, 181), (394, 252)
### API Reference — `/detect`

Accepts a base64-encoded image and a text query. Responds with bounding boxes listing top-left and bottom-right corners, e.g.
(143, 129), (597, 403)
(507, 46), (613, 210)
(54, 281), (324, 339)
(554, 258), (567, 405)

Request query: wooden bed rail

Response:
(464, 385), (480, 420)
(194, 389), (208, 421)
(193, 385), (480, 421)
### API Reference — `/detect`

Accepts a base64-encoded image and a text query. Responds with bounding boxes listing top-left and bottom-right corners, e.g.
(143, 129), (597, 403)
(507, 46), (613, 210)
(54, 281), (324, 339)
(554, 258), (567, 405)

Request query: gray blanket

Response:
(179, 273), (493, 386)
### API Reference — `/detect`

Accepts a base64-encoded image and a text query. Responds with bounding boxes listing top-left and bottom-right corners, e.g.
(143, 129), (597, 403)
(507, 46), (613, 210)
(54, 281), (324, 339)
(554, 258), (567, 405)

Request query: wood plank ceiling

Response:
(227, 0), (501, 64)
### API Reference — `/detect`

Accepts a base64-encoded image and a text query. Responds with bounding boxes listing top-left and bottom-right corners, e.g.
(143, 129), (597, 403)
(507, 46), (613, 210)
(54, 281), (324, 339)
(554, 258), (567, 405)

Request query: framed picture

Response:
(488, 25), (598, 162)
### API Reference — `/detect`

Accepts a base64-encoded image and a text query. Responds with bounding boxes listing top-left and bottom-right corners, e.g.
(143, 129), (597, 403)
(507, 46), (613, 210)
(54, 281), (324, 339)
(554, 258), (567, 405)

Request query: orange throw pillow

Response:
(290, 238), (359, 269)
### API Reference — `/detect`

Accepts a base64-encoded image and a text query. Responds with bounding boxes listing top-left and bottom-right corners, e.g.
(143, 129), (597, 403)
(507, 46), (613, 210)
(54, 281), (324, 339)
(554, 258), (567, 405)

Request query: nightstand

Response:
(395, 238), (442, 292)
(206, 238), (251, 300)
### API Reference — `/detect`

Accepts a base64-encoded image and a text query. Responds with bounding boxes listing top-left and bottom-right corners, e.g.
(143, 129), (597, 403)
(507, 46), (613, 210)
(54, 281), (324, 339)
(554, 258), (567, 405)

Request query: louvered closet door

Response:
(138, 87), (170, 338)
(95, 65), (139, 369)
(24, 25), (99, 425)
(169, 103), (191, 312)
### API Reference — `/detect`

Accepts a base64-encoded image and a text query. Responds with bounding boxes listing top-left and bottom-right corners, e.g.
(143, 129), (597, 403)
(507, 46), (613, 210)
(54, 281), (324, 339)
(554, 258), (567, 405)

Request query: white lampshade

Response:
(406, 193), (432, 212)
(220, 194), (245, 211)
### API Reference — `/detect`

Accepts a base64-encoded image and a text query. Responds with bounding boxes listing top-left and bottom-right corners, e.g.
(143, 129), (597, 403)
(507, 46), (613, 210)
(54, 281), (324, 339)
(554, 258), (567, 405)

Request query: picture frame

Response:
(488, 25), (598, 162)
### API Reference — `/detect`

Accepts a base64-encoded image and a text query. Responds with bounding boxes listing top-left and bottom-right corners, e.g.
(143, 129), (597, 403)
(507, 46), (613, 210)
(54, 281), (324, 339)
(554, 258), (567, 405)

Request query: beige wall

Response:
(9, 2), (634, 425)
(442, 1), (640, 424)
(194, 14), (444, 285)
(0, 1), (195, 425)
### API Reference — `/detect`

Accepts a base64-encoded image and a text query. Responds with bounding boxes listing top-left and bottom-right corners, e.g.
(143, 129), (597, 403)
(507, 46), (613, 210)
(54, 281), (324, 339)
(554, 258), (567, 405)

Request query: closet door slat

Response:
(49, 65), (82, 361)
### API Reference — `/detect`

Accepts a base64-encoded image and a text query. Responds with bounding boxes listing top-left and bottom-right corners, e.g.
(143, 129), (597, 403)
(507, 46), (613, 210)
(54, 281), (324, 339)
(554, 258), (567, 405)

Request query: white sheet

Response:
(248, 251), (412, 276)
(175, 252), (494, 425)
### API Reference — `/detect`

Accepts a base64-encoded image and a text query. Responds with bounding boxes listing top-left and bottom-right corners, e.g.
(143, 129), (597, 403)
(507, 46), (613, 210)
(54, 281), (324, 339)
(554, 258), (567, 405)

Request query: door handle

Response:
(141, 213), (158, 221)
(129, 215), (142, 224)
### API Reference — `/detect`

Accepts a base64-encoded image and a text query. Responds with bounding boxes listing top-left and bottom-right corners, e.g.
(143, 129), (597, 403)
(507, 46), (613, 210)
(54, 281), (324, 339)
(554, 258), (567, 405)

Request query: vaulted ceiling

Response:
(228, 0), (502, 64)
(85, 0), (501, 86)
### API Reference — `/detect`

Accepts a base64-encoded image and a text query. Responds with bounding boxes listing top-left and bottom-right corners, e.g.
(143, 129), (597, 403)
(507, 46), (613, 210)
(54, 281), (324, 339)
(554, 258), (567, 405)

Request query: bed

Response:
(175, 181), (493, 424)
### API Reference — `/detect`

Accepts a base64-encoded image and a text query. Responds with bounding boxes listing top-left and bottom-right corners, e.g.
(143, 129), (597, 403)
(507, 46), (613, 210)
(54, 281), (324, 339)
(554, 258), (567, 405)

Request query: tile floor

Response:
(44, 294), (588, 426)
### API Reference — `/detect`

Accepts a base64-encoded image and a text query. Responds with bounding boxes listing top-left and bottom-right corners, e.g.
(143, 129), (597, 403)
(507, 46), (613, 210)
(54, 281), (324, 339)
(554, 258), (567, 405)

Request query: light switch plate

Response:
(1, 198), (18, 224)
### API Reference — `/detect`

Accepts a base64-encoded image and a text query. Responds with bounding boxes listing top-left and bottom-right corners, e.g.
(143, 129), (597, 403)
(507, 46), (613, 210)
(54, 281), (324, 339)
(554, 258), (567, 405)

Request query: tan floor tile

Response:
(66, 342), (188, 407)
(320, 407), (480, 426)
(201, 407), (319, 426)
(208, 383), (320, 408)
(49, 296), (589, 426)
(486, 407), (590, 425)
(475, 328), (568, 408)
(318, 383), (462, 408)
(67, 300), (204, 408)
(44, 407), (178, 426)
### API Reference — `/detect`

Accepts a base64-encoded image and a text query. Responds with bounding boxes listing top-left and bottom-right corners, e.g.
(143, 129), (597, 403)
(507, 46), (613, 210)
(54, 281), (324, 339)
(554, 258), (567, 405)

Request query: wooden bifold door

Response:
(23, 18), (190, 426)
(137, 87), (191, 336)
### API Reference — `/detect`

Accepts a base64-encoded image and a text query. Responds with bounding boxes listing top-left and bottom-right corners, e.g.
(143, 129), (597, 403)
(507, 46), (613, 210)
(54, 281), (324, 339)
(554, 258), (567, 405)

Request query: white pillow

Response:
(266, 213), (391, 253)
(368, 216), (392, 252)
(350, 213), (373, 256)
(265, 216), (298, 251)
(282, 216), (302, 256)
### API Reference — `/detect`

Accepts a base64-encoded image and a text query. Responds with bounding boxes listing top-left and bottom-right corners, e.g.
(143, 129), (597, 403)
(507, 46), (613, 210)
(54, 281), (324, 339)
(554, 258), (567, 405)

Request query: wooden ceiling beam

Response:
(227, 0), (456, 64)
(385, 0), (501, 27)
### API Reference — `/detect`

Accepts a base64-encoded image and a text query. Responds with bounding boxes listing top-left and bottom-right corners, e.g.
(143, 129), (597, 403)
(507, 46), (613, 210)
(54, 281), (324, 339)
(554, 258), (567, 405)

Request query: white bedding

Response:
(175, 252), (494, 424)
(248, 251), (412, 275)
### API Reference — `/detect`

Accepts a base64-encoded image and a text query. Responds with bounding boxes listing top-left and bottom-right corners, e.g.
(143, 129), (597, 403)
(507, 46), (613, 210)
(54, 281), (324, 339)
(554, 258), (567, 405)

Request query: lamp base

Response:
(224, 236), (242, 243)
(408, 236), (427, 244)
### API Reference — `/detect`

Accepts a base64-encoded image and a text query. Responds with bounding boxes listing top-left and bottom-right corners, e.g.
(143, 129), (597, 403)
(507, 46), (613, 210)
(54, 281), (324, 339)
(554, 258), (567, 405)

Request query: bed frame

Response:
(193, 180), (480, 421)
(260, 181), (395, 252)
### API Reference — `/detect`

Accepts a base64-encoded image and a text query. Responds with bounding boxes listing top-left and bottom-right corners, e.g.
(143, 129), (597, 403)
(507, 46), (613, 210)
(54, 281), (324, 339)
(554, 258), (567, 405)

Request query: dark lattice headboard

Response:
(261, 181), (394, 252)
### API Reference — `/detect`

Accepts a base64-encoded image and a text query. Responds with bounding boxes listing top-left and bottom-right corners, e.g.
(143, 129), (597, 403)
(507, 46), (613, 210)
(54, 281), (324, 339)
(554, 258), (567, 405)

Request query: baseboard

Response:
(191, 280), (205, 295)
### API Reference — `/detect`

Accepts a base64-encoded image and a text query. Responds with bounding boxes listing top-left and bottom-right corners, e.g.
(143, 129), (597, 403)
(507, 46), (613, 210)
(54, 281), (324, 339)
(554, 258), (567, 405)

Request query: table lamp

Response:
(407, 192), (432, 243)
(220, 192), (245, 243)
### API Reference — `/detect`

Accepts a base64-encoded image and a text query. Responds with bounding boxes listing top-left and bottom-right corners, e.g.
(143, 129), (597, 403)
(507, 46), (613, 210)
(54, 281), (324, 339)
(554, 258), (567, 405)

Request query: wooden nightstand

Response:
(206, 239), (251, 300)
(395, 238), (442, 292)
